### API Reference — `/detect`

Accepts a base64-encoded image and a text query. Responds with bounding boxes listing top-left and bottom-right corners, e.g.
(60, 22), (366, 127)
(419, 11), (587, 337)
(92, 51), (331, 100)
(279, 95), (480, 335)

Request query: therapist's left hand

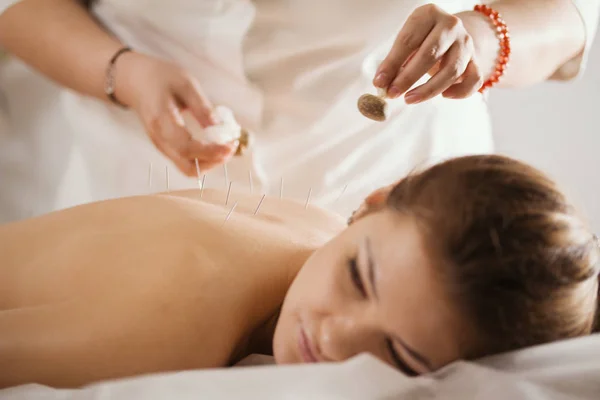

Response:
(373, 4), (483, 104)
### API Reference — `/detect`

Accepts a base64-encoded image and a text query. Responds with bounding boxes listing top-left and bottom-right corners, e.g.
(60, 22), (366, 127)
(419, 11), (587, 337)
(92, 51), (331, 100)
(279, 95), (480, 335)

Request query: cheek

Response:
(286, 250), (342, 311)
(274, 252), (344, 364)
(272, 309), (298, 364)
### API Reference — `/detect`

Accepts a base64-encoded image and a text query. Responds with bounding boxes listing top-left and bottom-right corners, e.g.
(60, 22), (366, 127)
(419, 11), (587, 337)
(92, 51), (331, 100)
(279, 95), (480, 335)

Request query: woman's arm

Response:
(0, 295), (235, 388)
(457, 0), (599, 87)
(0, 0), (129, 103)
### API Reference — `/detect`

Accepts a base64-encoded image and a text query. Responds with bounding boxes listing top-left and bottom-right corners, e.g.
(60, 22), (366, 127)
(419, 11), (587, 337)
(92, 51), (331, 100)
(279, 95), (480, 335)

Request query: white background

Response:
(489, 30), (600, 231)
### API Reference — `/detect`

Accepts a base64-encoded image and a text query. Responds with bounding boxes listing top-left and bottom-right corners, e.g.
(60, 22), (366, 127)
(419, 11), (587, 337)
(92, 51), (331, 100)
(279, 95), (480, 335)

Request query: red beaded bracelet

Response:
(474, 4), (511, 93)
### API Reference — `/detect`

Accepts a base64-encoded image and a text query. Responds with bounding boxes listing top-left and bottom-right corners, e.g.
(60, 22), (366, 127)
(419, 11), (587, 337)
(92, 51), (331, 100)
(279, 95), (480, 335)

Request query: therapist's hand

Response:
(373, 4), (483, 104)
(116, 52), (237, 176)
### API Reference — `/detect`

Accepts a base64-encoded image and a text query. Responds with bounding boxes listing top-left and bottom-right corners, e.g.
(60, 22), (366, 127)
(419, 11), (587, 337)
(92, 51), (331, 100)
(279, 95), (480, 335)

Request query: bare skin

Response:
(0, 189), (346, 388)
(0, 186), (469, 389)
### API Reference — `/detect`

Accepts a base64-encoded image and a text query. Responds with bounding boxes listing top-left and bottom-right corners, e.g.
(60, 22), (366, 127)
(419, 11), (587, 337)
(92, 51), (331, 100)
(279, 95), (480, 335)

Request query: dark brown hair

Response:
(386, 154), (599, 359)
(80, 0), (96, 9)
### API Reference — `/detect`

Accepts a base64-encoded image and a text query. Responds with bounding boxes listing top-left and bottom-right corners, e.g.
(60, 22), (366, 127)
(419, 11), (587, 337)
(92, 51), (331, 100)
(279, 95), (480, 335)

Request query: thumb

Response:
(176, 78), (219, 128)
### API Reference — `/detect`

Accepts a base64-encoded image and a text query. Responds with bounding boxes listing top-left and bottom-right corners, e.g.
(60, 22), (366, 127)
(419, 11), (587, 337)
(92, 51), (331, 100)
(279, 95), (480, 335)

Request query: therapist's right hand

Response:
(116, 52), (237, 176)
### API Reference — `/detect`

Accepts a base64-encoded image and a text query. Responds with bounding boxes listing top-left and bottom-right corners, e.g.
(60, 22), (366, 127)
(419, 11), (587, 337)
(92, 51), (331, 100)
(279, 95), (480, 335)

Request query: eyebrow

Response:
(364, 237), (379, 300)
(363, 236), (433, 372)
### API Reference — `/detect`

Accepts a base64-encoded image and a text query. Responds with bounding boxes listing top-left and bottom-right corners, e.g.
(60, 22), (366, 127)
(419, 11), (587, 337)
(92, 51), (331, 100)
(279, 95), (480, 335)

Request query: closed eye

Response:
(386, 338), (419, 377)
(348, 257), (366, 297)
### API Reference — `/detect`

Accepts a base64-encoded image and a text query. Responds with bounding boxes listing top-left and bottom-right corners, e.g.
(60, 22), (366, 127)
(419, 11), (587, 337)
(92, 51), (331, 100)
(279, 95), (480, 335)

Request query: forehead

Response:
(358, 210), (466, 367)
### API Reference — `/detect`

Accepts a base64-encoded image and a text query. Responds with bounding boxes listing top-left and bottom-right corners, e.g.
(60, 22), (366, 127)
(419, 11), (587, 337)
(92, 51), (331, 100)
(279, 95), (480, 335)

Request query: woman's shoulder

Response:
(165, 188), (347, 237)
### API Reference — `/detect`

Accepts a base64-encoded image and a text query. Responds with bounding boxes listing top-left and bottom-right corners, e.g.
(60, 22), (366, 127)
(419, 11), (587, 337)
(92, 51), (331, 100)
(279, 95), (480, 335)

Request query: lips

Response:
(298, 325), (320, 363)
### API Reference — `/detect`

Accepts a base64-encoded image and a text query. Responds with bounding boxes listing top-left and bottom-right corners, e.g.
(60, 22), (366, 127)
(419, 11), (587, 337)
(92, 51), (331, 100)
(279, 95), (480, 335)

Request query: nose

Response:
(318, 312), (379, 362)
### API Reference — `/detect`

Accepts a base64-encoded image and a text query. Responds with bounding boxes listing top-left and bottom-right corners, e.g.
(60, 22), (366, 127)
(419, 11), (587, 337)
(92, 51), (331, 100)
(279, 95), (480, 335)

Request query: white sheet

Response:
(1, 334), (599, 400)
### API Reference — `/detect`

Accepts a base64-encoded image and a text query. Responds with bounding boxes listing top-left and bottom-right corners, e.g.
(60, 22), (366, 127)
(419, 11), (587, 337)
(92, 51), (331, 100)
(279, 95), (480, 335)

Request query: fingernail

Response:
(404, 92), (421, 104)
(387, 86), (401, 99)
(210, 113), (221, 125)
(223, 145), (234, 154)
(373, 72), (388, 88)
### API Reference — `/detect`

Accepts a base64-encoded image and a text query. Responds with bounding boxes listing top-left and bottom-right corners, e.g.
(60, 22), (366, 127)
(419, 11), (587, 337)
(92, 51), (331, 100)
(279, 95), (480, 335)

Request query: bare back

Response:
(0, 188), (346, 388)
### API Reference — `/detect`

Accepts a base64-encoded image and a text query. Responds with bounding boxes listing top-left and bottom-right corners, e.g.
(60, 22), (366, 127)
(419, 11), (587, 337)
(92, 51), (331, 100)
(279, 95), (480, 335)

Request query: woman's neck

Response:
(228, 308), (281, 365)
(251, 308), (282, 355)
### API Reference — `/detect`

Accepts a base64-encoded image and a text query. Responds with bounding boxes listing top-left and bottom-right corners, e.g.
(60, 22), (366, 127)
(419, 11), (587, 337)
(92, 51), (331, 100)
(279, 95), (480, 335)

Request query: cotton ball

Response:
(183, 106), (242, 145)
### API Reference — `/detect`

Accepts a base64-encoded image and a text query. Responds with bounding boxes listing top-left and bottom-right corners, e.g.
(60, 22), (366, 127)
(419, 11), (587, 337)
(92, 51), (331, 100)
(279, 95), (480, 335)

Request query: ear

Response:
(348, 184), (395, 225)
(364, 186), (391, 207)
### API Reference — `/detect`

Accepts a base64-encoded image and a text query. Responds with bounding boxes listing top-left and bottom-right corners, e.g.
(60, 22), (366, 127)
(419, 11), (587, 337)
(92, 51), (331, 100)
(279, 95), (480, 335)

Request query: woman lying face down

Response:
(0, 155), (598, 388)
(275, 154), (600, 374)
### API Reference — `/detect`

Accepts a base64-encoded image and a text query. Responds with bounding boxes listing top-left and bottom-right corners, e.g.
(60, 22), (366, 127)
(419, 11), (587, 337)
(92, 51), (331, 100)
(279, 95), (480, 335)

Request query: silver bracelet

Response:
(104, 47), (132, 108)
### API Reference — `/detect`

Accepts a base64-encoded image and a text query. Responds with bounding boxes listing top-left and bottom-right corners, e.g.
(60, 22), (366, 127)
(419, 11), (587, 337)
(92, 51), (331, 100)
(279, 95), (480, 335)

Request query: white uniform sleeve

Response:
(0, 0), (19, 15)
(549, 0), (600, 80)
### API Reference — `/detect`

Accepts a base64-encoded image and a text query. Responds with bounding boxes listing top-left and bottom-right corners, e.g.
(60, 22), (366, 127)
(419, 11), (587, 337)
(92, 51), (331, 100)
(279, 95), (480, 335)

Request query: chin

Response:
(272, 334), (289, 365)
(273, 350), (302, 365)
(272, 320), (300, 365)
(272, 341), (292, 365)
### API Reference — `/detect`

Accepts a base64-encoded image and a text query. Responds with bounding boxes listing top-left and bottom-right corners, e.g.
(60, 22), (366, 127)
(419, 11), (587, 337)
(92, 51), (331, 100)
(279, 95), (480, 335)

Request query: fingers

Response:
(145, 98), (236, 177)
(153, 136), (234, 178)
(148, 129), (196, 176)
(183, 139), (236, 160)
(181, 146), (235, 177)
(442, 60), (483, 99)
(165, 98), (234, 160)
(184, 142), (236, 174)
(373, 7), (436, 90)
(153, 109), (197, 176)
(175, 74), (218, 127)
(386, 22), (460, 99)
(194, 153), (231, 172)
(374, 4), (481, 104)
(404, 40), (471, 104)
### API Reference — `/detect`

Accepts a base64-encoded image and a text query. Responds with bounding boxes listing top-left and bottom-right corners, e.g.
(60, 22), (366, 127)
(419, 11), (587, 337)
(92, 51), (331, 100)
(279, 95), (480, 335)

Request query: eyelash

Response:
(348, 257), (366, 297)
(347, 257), (418, 376)
(386, 339), (418, 377)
